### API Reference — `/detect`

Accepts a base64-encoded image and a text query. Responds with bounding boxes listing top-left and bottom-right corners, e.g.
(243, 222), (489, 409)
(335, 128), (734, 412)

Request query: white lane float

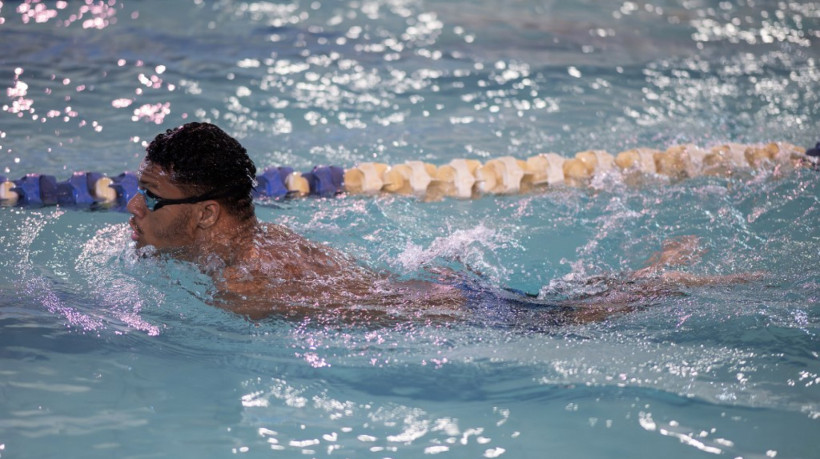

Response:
(476, 156), (528, 194)
(343, 162), (390, 194)
(382, 161), (437, 196)
(428, 159), (481, 200)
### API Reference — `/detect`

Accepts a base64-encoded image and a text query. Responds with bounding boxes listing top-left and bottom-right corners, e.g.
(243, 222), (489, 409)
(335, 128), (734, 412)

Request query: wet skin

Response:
(127, 162), (759, 323)
(127, 161), (465, 321)
(127, 162), (201, 254)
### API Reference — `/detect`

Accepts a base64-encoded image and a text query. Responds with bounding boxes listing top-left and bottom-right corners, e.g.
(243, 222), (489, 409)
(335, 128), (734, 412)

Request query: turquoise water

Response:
(1, 0), (819, 457)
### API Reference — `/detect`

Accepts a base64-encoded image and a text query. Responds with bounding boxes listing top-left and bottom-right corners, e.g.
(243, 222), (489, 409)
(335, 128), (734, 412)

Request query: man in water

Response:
(127, 122), (752, 323)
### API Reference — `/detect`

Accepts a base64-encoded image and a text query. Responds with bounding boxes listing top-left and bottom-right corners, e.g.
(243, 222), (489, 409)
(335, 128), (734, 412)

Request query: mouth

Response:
(129, 217), (142, 242)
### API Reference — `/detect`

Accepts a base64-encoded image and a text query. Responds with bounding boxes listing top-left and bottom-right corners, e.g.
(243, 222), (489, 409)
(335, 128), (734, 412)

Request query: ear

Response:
(196, 200), (221, 229)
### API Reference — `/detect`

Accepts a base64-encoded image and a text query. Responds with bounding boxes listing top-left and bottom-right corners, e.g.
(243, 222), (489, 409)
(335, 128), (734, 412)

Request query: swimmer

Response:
(127, 122), (464, 321)
(127, 122), (759, 324)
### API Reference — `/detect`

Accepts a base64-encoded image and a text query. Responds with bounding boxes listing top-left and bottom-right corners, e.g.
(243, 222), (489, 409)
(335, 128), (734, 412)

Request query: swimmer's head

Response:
(805, 142), (820, 170)
(145, 122), (257, 221)
(807, 142), (820, 158)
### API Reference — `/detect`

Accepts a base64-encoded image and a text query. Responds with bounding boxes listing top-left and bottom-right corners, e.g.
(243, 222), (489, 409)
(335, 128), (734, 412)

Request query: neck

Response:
(193, 215), (259, 269)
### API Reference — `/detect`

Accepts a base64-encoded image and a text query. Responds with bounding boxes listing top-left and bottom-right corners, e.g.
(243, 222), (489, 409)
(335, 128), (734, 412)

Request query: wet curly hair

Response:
(145, 122), (257, 220)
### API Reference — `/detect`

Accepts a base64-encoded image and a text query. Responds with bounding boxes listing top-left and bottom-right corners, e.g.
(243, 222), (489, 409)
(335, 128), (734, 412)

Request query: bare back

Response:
(214, 223), (465, 320)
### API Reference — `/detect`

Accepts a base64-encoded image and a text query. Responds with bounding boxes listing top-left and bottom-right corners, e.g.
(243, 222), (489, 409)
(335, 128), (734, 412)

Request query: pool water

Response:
(1, 0), (819, 458)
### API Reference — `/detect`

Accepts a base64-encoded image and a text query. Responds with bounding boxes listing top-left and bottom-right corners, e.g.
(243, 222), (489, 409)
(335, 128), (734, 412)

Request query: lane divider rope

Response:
(1, 141), (817, 211)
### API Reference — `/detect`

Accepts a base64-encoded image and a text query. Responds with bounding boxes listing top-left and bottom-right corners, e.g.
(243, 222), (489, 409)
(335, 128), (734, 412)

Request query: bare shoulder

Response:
(210, 223), (467, 320)
(213, 222), (379, 310)
(251, 222), (363, 273)
(220, 222), (347, 283)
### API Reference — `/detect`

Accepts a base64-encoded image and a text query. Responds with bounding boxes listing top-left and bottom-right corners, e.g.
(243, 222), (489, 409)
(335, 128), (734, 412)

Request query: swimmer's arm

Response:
(550, 299), (640, 324)
(210, 288), (315, 321)
(657, 270), (766, 287)
(212, 277), (465, 323)
(212, 294), (460, 325)
(550, 270), (766, 324)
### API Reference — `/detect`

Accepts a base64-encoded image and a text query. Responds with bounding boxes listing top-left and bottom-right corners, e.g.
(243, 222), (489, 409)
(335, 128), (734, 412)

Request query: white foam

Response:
(394, 225), (503, 271)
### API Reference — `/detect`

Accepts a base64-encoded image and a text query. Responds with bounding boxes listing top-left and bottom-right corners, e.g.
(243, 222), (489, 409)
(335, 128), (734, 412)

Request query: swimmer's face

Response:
(126, 160), (200, 254)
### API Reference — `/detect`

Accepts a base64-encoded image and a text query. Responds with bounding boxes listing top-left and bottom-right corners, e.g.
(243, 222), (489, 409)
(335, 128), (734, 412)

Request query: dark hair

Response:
(146, 122), (256, 220)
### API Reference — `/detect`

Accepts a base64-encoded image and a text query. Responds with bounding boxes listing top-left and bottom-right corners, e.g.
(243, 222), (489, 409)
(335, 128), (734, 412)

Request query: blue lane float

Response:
(302, 165), (345, 197)
(0, 141), (817, 212)
(8, 174), (59, 207)
(109, 172), (139, 212)
(252, 166), (292, 199)
(56, 172), (105, 207)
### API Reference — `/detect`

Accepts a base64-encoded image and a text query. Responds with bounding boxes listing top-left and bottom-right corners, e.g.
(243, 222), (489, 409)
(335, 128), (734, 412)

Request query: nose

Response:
(126, 192), (146, 217)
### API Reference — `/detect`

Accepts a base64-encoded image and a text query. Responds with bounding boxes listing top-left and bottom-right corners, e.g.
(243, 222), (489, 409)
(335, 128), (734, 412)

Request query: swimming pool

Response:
(1, 0), (818, 457)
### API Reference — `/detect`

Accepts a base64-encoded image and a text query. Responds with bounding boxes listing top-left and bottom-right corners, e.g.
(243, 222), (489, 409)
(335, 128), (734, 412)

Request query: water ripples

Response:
(3, 0), (817, 175)
(1, 1), (818, 457)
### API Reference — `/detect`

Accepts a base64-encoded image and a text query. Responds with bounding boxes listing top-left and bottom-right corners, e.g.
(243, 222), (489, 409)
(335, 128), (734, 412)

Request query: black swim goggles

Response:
(136, 187), (241, 211)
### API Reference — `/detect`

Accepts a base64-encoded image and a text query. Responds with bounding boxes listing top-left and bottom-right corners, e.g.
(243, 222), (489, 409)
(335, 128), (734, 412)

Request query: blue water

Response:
(1, 0), (819, 458)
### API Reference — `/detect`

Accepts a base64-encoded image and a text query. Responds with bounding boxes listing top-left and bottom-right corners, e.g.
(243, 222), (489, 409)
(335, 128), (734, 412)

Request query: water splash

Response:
(394, 224), (508, 274)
